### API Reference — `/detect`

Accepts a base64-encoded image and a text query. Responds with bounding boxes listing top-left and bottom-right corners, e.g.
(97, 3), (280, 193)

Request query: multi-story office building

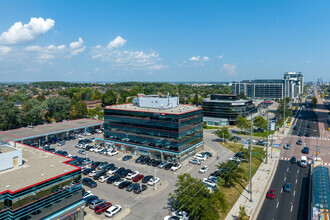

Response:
(232, 72), (304, 100)
(101, 95), (203, 162)
(202, 94), (257, 125)
(0, 141), (84, 220)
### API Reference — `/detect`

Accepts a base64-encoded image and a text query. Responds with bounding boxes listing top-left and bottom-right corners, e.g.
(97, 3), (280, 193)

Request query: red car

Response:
(133, 174), (145, 182)
(266, 188), (276, 199)
(94, 202), (112, 214)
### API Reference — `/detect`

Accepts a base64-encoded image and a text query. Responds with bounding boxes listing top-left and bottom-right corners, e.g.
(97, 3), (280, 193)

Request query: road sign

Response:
(270, 122), (276, 131)
(243, 141), (248, 149)
(273, 144), (281, 146)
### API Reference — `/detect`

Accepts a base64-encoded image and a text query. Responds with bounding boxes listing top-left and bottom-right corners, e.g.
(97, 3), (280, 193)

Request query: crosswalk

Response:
(288, 135), (330, 141)
(280, 157), (330, 166)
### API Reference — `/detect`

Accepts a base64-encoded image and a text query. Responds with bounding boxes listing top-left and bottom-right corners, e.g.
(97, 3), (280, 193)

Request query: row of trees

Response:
(236, 115), (267, 134)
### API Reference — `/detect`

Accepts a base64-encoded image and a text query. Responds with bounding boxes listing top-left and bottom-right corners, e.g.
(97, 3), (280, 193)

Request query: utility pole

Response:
(249, 114), (253, 202)
(283, 97), (286, 134)
(316, 137), (319, 160)
(266, 106), (269, 164)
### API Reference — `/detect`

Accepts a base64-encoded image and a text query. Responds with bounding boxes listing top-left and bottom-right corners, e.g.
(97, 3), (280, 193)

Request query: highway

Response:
(257, 160), (310, 220)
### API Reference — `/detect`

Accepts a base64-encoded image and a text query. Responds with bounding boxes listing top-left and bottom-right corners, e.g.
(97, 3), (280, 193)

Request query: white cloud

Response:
(0, 17), (55, 45)
(0, 46), (12, 55)
(222, 64), (237, 76)
(24, 37), (85, 62)
(203, 56), (209, 61)
(107, 36), (126, 49)
(189, 56), (200, 61)
(91, 39), (166, 71)
(218, 55), (224, 59)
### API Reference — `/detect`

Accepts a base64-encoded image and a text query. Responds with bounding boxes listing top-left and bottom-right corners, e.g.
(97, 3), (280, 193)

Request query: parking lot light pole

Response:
(249, 115), (253, 202)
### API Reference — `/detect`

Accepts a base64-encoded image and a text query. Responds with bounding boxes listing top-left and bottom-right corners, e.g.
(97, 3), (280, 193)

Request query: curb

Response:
(251, 152), (279, 220)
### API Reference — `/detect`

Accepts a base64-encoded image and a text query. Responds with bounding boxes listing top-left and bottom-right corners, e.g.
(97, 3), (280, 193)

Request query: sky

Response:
(0, 0), (329, 82)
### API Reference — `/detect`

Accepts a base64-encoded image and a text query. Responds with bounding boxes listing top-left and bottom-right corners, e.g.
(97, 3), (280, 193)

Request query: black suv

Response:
(82, 178), (97, 188)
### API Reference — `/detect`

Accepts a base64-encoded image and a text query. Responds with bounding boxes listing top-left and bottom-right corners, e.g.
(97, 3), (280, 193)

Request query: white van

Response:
(300, 156), (307, 167)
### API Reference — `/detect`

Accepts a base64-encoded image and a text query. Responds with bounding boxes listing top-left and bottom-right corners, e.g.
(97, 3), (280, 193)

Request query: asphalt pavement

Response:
(257, 160), (310, 220)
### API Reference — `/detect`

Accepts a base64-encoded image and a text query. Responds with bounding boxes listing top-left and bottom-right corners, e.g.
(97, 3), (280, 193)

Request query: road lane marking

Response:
(276, 202), (279, 208)
(291, 205), (293, 212)
(297, 170), (299, 174)
(287, 168), (289, 172)
(281, 188), (283, 194)
(284, 177), (286, 181)
(296, 179), (298, 184)
(293, 190), (296, 196)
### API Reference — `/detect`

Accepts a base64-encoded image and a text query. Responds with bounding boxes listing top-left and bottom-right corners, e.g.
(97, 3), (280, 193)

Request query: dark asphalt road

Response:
(257, 160), (310, 220)
(291, 107), (319, 138)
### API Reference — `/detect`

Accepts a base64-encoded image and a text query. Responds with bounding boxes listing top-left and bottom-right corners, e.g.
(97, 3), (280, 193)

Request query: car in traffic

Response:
(94, 202), (112, 215)
(171, 163), (182, 171)
(266, 188), (276, 199)
(305, 132), (310, 137)
(105, 205), (122, 217)
(298, 131), (303, 136)
(300, 156), (307, 167)
(302, 147), (309, 154)
(199, 166), (209, 174)
(283, 182), (292, 192)
(189, 159), (201, 165)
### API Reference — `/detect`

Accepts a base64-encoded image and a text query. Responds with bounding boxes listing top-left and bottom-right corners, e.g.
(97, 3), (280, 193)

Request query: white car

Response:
(107, 150), (118, 156)
(98, 175), (109, 183)
(148, 177), (160, 186)
(194, 154), (207, 161)
(199, 166), (209, 174)
(79, 136), (86, 140)
(126, 171), (139, 180)
(114, 178), (125, 186)
(89, 170), (98, 177)
(94, 148), (104, 153)
(84, 132), (91, 136)
(89, 147), (96, 152)
(105, 205), (122, 217)
(171, 163), (182, 171)
(107, 167), (119, 175)
(203, 179), (217, 187)
(172, 211), (189, 220)
(82, 191), (93, 199)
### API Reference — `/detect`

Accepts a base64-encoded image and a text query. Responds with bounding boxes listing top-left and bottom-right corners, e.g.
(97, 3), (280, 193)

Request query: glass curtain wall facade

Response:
(104, 108), (203, 153)
(202, 99), (257, 125)
(232, 80), (284, 99)
(0, 170), (82, 220)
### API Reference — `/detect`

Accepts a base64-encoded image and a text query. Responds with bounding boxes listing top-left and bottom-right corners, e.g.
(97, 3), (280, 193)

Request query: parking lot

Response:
(50, 131), (234, 220)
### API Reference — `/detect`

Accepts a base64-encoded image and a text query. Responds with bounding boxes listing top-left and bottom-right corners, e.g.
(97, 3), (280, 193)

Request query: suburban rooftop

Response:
(0, 142), (78, 193)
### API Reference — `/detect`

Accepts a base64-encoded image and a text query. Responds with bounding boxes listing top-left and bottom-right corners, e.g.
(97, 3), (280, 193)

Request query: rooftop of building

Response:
(202, 97), (251, 103)
(105, 103), (201, 114)
(0, 118), (103, 141)
(0, 144), (16, 153)
(0, 142), (78, 194)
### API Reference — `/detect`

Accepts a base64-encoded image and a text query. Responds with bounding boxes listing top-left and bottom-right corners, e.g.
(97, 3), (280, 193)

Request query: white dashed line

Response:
(297, 170), (299, 174)
(281, 188), (283, 194)
(276, 202), (279, 208)
(287, 168), (289, 172)
(293, 190), (296, 196)
(284, 177), (286, 181)
(291, 205), (293, 212)
(296, 179), (298, 184)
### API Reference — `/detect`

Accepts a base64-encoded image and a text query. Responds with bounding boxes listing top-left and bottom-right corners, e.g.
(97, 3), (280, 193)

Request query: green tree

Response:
(102, 90), (117, 106)
(170, 173), (227, 220)
(215, 127), (232, 140)
(0, 101), (24, 130)
(46, 96), (71, 122)
(217, 160), (244, 187)
(312, 96), (317, 108)
(253, 115), (267, 130)
(239, 92), (247, 99)
(193, 93), (199, 105)
(92, 89), (102, 100)
(236, 115), (251, 133)
(70, 101), (88, 119)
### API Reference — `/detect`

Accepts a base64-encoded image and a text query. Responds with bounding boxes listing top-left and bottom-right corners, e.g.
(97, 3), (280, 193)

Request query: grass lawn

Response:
(218, 142), (265, 219)
(203, 125), (220, 129)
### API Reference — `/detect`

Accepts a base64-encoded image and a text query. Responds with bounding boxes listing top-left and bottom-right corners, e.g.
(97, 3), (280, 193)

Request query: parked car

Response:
(142, 175), (153, 183)
(84, 196), (98, 205)
(135, 156), (145, 163)
(98, 175), (109, 183)
(58, 141), (66, 146)
(114, 178), (125, 186)
(105, 205), (122, 217)
(107, 167), (119, 175)
(123, 155), (133, 161)
(289, 156), (296, 164)
(83, 191), (93, 199)
(266, 188), (276, 199)
(164, 163), (174, 170)
(89, 199), (106, 210)
(83, 168), (94, 175)
(114, 167), (126, 176)
(133, 184), (147, 194)
(302, 147), (309, 154)
(171, 163), (182, 171)
(194, 153), (207, 161)
(201, 152), (212, 158)
(132, 174), (145, 182)
(284, 143), (290, 150)
(152, 160), (162, 167)
(296, 139), (303, 145)
(126, 183), (139, 192)
(189, 159), (201, 165)
(305, 132), (310, 137)
(82, 178), (97, 188)
(89, 170), (98, 177)
(94, 202), (112, 215)
(199, 166), (209, 173)
(148, 177), (160, 186)
(118, 181), (132, 189)
(120, 169), (133, 178)
(107, 150), (118, 156)
(106, 176), (120, 184)
(126, 171), (139, 180)
(78, 150), (87, 155)
(158, 161), (167, 169)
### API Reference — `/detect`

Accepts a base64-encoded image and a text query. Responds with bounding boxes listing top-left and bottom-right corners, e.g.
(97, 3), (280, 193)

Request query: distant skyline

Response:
(0, 1), (329, 82)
